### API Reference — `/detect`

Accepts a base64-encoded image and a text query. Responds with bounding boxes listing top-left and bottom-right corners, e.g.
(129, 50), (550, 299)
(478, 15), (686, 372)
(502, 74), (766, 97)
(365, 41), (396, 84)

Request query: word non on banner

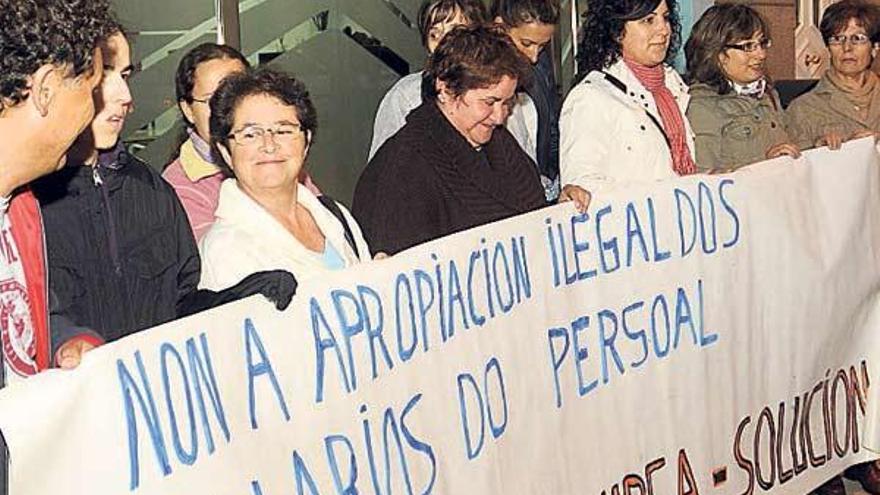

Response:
(1, 139), (879, 495)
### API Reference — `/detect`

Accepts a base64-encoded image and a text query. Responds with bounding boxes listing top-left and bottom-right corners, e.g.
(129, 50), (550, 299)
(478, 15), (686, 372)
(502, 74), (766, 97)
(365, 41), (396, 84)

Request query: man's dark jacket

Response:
(34, 146), (199, 343)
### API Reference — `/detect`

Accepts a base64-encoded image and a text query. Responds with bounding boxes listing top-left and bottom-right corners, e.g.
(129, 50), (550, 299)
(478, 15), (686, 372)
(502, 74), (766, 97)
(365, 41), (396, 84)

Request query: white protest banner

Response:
(0, 139), (878, 495)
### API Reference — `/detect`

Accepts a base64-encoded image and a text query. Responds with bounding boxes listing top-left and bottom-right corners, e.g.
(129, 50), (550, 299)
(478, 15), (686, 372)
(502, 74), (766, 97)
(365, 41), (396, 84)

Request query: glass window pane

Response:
(239, 0), (426, 204)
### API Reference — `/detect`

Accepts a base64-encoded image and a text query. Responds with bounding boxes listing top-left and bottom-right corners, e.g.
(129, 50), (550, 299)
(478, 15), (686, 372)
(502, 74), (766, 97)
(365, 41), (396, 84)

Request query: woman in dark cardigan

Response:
(353, 25), (588, 255)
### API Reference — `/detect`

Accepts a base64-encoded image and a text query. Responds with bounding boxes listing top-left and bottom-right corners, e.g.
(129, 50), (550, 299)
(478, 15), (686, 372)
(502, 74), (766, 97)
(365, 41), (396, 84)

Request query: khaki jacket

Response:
(785, 74), (880, 149)
(686, 83), (791, 171)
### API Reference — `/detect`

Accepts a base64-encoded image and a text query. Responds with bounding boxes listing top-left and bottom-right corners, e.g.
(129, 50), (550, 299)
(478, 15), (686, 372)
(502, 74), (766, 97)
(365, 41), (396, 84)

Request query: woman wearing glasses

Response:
(164, 43), (321, 241)
(786, 0), (880, 151)
(684, 4), (798, 172)
(560, 0), (697, 194)
(199, 68), (371, 291)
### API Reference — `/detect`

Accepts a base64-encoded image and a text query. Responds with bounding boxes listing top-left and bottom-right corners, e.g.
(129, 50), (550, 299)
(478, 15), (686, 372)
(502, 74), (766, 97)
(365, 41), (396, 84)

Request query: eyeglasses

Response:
(725, 38), (773, 52)
(827, 33), (872, 46)
(227, 124), (304, 147)
(191, 94), (213, 104)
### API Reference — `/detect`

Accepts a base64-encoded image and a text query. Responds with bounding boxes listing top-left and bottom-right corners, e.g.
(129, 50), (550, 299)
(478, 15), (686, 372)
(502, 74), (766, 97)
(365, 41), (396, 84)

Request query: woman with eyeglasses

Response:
(786, 0), (880, 151)
(560, 0), (697, 194)
(164, 43), (321, 242)
(791, 31), (880, 495)
(685, 4), (798, 172)
(198, 68), (371, 291)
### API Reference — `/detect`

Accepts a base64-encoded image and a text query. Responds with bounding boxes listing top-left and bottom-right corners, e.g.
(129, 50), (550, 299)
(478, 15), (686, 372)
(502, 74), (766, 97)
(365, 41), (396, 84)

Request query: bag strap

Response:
(600, 71), (673, 152)
(318, 195), (361, 259)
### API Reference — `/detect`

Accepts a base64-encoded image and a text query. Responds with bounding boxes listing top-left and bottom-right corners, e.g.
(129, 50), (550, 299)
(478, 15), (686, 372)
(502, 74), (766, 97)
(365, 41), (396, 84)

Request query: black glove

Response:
(178, 270), (298, 317)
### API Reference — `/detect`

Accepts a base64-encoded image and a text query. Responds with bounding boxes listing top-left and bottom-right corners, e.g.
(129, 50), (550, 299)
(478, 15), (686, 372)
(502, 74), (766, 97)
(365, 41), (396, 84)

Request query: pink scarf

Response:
(624, 57), (696, 176)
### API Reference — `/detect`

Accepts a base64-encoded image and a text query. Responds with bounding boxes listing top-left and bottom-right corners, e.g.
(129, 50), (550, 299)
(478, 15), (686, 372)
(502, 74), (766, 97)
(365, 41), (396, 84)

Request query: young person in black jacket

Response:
(492, 0), (562, 202)
(35, 29), (297, 354)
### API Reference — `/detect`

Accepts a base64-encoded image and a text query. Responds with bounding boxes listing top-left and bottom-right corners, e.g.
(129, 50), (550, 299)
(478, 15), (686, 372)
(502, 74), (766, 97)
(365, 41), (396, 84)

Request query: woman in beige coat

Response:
(684, 4), (798, 172)
(786, 0), (880, 150)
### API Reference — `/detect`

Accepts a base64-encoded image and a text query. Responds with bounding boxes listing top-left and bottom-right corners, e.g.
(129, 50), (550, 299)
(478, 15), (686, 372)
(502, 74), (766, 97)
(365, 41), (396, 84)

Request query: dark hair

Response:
(820, 0), (880, 44)
(684, 4), (770, 94)
(209, 68), (317, 176)
(575, 0), (682, 78)
(0, 0), (119, 111)
(417, 0), (488, 48)
(175, 43), (250, 104)
(490, 0), (560, 27)
(422, 25), (532, 101)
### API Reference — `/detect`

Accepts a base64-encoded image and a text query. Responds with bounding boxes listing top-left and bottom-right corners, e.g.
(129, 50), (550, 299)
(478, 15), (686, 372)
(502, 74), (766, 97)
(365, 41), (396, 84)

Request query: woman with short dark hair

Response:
(164, 43), (320, 241)
(419, 26), (530, 101)
(786, 0), (880, 151)
(560, 0), (695, 192)
(208, 70), (319, 167)
(354, 26), (587, 255)
(685, 4), (798, 171)
(199, 68), (371, 290)
(368, 0), (487, 160)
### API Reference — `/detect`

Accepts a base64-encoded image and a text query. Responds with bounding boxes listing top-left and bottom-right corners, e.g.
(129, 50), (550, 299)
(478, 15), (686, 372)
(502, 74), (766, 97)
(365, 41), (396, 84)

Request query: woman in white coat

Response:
(199, 68), (371, 291)
(560, 0), (696, 193)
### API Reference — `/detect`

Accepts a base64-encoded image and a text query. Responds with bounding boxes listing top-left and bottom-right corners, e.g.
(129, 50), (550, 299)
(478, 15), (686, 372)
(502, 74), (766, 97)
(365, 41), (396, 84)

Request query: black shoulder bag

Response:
(318, 195), (361, 259)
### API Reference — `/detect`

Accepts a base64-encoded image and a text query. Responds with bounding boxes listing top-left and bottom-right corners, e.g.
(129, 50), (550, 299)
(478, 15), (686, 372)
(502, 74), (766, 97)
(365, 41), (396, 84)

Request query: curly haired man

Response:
(0, 0), (118, 490)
